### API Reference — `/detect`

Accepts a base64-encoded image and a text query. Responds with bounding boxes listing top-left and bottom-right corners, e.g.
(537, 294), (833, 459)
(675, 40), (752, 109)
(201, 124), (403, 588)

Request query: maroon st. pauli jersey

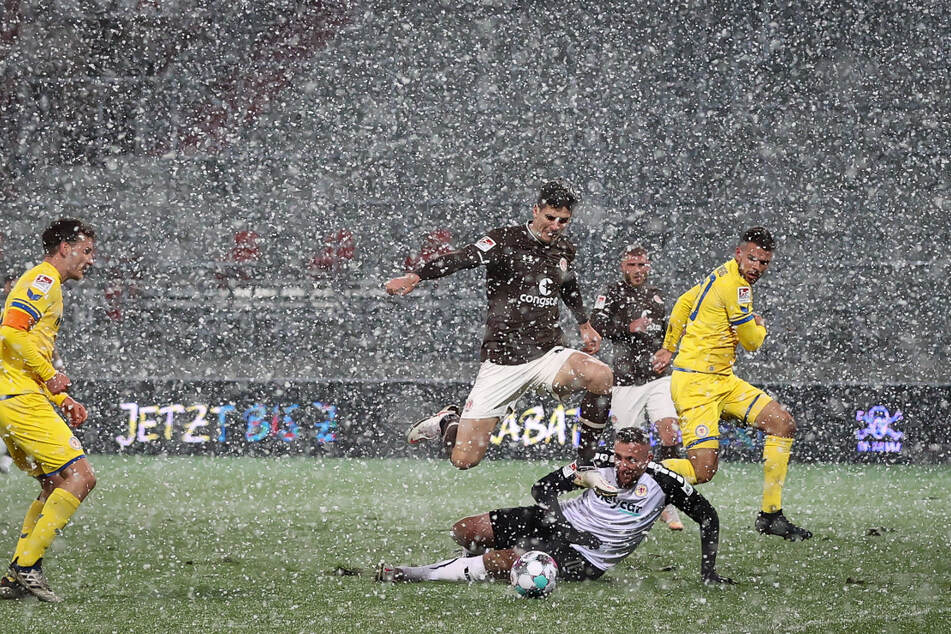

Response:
(416, 223), (589, 365)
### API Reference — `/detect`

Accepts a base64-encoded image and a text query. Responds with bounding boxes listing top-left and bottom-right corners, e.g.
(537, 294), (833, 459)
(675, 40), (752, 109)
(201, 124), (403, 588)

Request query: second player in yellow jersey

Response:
(652, 227), (812, 542)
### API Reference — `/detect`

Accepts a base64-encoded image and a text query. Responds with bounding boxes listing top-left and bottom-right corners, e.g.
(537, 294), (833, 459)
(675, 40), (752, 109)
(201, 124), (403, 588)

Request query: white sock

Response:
(401, 556), (487, 582)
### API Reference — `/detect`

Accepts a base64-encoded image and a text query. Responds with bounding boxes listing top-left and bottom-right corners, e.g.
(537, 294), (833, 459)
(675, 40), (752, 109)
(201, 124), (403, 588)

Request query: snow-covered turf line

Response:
(0, 456), (948, 632)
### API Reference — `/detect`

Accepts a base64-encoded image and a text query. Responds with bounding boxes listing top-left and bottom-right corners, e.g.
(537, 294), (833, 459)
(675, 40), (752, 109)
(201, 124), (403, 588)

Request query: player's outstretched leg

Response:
(555, 353), (618, 497)
(754, 402), (811, 541)
(379, 555), (489, 582)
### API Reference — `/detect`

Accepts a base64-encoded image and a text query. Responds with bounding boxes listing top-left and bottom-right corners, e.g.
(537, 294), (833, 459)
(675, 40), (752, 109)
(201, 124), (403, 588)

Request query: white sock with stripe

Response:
(400, 556), (487, 582)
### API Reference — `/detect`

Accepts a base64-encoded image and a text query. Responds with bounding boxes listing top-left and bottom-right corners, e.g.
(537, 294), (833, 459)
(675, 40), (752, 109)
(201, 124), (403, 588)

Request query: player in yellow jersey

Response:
(0, 219), (97, 602)
(651, 227), (811, 541)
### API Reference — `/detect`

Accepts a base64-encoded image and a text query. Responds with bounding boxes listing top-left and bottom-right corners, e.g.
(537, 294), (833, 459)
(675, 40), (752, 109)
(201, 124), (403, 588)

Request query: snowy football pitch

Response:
(1, 456), (948, 632)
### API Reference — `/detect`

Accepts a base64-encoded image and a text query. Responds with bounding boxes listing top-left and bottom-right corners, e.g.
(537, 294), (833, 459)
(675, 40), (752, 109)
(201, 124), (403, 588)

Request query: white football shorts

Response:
(461, 347), (583, 420)
(610, 375), (678, 429)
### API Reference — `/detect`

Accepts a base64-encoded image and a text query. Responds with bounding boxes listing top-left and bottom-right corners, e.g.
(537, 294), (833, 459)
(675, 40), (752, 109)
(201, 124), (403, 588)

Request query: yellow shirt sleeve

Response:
(46, 390), (68, 407)
(0, 325), (57, 381)
(0, 263), (63, 396)
(719, 275), (766, 352)
(662, 283), (700, 352)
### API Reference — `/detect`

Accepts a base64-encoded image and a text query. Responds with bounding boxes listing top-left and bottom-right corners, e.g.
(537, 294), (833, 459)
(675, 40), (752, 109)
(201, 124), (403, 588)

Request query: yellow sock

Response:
(5, 499), (44, 579)
(662, 458), (698, 485)
(762, 435), (794, 513)
(15, 489), (81, 567)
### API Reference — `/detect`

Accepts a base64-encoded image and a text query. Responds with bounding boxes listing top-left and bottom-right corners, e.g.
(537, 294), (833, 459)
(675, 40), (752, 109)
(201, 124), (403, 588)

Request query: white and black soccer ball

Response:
(510, 550), (558, 599)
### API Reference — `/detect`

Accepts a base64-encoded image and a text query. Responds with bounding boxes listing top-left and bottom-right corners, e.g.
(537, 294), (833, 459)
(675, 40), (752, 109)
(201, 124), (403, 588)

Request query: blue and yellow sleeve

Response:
(720, 280), (766, 351)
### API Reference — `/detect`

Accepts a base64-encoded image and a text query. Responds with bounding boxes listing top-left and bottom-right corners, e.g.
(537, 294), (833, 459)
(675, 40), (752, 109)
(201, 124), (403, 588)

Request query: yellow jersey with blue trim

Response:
(663, 258), (766, 375)
(0, 261), (63, 396)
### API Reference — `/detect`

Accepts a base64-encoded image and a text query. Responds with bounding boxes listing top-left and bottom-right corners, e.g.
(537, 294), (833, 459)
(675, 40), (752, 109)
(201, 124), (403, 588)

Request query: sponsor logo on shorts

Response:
(695, 424), (709, 438)
(737, 286), (751, 304)
(634, 483), (648, 497)
(68, 436), (83, 451)
(594, 295), (607, 309)
(31, 274), (54, 294)
(475, 236), (496, 252)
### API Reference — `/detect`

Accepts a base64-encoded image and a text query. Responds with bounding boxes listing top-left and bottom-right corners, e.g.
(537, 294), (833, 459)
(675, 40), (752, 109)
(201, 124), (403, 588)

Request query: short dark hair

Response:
(740, 226), (776, 251)
(615, 427), (650, 446)
(537, 179), (579, 211)
(42, 219), (96, 255)
(622, 245), (649, 259)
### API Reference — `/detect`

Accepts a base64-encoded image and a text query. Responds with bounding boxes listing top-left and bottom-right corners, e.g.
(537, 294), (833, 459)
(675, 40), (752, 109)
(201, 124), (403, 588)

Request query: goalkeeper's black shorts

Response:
(489, 505), (604, 581)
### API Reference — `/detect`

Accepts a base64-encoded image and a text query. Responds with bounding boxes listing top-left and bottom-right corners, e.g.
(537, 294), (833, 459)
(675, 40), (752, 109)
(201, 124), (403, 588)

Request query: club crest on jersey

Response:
(558, 257), (568, 272)
(653, 294), (663, 304)
(594, 295), (607, 309)
(634, 483), (648, 497)
(475, 236), (496, 252)
(737, 286), (752, 304)
(31, 274), (54, 294)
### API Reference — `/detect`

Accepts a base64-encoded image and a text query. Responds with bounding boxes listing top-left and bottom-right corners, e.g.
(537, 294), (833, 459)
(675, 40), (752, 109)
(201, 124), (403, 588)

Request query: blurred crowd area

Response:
(0, 0), (947, 384)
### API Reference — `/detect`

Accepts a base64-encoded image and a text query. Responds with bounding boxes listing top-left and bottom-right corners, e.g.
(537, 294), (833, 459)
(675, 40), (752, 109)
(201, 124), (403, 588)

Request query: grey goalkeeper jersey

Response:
(560, 465), (667, 571)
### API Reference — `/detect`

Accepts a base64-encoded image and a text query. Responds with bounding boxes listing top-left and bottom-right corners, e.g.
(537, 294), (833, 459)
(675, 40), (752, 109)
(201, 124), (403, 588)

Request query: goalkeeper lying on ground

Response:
(376, 427), (733, 585)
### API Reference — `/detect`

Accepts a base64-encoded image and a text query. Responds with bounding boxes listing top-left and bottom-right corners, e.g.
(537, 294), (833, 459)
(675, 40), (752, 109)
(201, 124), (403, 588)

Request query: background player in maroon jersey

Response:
(591, 245), (685, 530)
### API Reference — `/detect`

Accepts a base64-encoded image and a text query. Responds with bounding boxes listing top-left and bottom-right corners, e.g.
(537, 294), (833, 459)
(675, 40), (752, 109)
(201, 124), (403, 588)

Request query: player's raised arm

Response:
(384, 237), (492, 295)
(730, 302), (766, 352)
(647, 462), (734, 585)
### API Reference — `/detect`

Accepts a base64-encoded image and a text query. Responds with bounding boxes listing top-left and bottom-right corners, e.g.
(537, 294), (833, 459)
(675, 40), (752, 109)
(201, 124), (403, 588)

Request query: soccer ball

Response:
(510, 550), (558, 599)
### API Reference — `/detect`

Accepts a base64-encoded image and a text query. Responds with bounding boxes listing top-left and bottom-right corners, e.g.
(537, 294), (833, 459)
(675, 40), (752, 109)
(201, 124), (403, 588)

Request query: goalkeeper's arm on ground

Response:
(648, 462), (734, 585)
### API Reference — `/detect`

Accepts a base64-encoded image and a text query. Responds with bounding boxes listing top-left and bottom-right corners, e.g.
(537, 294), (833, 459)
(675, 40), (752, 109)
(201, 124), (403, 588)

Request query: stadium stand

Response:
(0, 1), (946, 384)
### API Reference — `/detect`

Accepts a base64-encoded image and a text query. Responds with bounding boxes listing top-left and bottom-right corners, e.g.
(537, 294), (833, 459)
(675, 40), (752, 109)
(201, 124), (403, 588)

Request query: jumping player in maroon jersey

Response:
(385, 179), (617, 496)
